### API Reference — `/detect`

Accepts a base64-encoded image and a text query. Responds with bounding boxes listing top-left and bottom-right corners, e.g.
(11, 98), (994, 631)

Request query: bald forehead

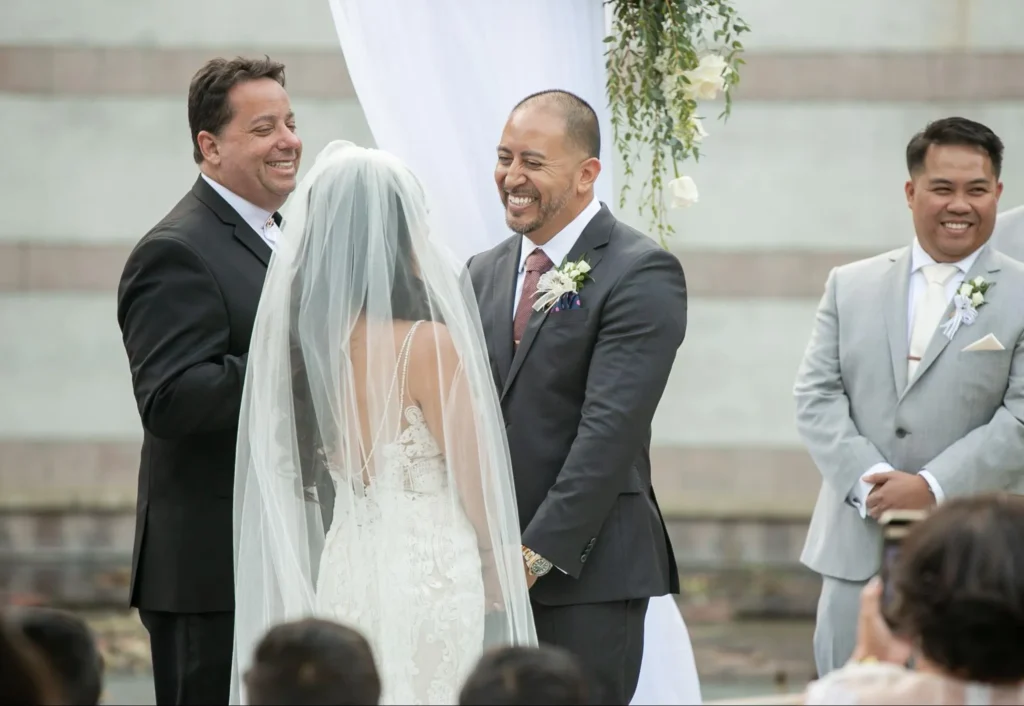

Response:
(503, 104), (576, 159)
(507, 93), (599, 160)
(509, 100), (567, 130)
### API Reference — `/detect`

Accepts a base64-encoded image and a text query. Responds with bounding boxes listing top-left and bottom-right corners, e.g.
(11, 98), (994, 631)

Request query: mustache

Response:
(505, 189), (540, 199)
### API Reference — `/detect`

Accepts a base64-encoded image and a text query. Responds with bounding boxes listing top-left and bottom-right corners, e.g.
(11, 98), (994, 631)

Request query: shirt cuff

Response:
(848, 463), (893, 519)
(917, 470), (945, 504)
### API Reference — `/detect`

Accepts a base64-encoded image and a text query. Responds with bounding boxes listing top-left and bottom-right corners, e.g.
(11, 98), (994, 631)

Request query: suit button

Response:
(895, 428), (908, 438)
(580, 552), (588, 563)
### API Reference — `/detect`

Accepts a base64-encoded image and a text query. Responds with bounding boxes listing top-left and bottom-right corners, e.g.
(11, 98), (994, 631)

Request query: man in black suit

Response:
(467, 90), (687, 704)
(116, 56), (302, 705)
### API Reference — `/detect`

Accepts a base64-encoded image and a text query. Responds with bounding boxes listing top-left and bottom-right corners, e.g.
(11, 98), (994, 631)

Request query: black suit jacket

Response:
(467, 204), (685, 607)
(116, 176), (271, 614)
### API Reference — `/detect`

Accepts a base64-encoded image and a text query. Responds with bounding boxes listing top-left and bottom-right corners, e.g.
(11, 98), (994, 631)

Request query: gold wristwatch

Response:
(522, 546), (553, 577)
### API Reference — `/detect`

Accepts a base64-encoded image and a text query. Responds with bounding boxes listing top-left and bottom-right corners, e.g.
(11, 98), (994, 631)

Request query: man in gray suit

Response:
(795, 116), (1024, 676)
(466, 90), (685, 704)
(993, 203), (1024, 262)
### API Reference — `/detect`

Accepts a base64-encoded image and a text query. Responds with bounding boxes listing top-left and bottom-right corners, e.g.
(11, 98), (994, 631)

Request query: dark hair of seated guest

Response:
(891, 493), (1024, 684)
(458, 644), (590, 705)
(244, 618), (381, 705)
(7, 606), (105, 705)
(0, 614), (63, 705)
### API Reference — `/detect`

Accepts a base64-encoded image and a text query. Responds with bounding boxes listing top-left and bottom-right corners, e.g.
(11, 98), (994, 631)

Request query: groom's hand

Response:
(864, 471), (934, 519)
(523, 561), (538, 589)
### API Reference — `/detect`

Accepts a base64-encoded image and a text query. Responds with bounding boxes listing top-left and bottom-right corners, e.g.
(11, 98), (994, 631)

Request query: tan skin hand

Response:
(850, 577), (913, 665)
(524, 562), (538, 589)
(864, 471), (935, 520)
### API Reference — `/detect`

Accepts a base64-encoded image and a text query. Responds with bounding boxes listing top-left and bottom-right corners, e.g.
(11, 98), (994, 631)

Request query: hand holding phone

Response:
(879, 509), (928, 629)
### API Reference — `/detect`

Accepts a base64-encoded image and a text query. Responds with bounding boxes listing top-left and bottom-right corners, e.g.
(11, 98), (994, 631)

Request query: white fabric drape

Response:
(327, 1), (702, 703)
(327, 0), (613, 261)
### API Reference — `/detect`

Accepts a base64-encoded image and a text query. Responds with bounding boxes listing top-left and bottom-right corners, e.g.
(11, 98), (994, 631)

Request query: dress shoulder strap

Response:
(396, 320), (424, 410)
(357, 320), (426, 475)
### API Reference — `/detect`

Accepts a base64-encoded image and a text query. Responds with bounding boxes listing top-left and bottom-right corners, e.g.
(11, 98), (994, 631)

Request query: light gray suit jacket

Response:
(795, 243), (1024, 582)
(993, 204), (1024, 263)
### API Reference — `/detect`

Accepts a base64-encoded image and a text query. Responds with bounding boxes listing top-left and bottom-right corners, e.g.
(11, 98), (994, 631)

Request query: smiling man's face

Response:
(906, 143), (1002, 262)
(200, 77), (302, 212)
(494, 101), (600, 245)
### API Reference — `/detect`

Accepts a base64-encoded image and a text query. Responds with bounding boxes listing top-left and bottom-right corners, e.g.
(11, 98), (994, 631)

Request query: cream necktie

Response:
(908, 263), (958, 380)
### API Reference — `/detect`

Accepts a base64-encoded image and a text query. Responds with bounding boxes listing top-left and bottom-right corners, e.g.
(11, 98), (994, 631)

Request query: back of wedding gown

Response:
(314, 321), (486, 705)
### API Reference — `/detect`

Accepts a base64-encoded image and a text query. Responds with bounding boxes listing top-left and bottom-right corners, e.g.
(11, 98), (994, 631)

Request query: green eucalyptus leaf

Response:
(605, 0), (748, 248)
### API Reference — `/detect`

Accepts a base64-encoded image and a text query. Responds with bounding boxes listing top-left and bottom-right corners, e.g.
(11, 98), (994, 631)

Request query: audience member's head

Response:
(7, 607), (104, 705)
(891, 493), (1024, 684)
(459, 644), (590, 705)
(244, 618), (380, 705)
(0, 614), (62, 705)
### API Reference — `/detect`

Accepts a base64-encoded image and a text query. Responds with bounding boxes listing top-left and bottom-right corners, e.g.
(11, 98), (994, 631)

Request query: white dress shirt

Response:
(848, 238), (986, 517)
(512, 197), (601, 319)
(201, 173), (282, 251)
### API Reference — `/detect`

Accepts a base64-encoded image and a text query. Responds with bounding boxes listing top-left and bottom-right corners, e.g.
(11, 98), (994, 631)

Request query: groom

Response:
(468, 90), (686, 704)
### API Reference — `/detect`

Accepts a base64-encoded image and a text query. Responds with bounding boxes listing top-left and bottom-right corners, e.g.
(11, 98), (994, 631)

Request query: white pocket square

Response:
(962, 333), (1005, 352)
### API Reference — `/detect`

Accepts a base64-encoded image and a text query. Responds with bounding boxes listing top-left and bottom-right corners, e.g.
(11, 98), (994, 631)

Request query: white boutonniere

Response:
(941, 275), (991, 339)
(533, 256), (592, 313)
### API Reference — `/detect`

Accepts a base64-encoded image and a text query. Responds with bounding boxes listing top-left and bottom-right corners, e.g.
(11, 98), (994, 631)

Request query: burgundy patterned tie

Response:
(513, 248), (554, 345)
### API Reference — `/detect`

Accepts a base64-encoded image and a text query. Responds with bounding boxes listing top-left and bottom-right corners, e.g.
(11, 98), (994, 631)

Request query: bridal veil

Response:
(229, 141), (537, 702)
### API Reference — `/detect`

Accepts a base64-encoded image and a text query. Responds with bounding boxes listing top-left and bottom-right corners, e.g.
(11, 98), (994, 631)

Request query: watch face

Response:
(531, 558), (553, 576)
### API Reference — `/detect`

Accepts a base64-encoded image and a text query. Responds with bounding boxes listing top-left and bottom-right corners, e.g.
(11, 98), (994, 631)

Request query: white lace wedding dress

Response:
(314, 323), (486, 705)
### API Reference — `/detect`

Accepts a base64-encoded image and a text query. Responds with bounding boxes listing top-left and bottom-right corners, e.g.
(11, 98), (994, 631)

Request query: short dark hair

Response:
(513, 89), (601, 159)
(906, 116), (1004, 178)
(8, 608), (104, 705)
(458, 645), (590, 705)
(891, 494), (1024, 684)
(0, 615), (61, 705)
(188, 56), (287, 164)
(244, 619), (380, 705)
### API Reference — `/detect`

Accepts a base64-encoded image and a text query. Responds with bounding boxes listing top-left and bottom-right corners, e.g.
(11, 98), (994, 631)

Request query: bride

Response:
(229, 141), (537, 704)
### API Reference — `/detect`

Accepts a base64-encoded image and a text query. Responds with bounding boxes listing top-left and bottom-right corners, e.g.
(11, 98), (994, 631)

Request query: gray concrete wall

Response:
(3, 0), (1024, 525)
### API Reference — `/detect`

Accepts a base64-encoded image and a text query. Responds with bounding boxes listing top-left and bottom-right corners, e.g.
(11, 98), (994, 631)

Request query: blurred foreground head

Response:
(892, 493), (1024, 683)
(244, 618), (380, 705)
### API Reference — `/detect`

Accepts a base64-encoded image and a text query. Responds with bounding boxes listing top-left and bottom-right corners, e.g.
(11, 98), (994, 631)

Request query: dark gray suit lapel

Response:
(192, 176), (271, 266)
(884, 247), (912, 395)
(501, 203), (613, 401)
(490, 239), (520, 391)
(232, 224), (272, 266)
(905, 246), (1001, 395)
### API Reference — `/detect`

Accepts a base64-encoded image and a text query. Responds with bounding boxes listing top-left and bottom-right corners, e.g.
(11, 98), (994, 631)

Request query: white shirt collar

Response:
(200, 173), (279, 241)
(910, 237), (984, 275)
(518, 197), (601, 273)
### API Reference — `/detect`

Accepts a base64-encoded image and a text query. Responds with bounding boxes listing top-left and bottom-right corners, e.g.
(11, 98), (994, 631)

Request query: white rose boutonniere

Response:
(942, 276), (991, 339)
(533, 256), (592, 313)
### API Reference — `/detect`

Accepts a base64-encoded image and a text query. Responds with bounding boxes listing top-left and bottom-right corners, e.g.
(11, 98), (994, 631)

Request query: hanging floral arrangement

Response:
(605, 0), (750, 246)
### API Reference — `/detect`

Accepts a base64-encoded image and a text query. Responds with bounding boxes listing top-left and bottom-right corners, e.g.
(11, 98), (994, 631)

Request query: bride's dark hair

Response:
(389, 196), (438, 324)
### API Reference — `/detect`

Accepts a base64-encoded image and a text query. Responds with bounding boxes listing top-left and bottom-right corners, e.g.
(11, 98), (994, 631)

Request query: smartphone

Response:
(878, 509), (928, 627)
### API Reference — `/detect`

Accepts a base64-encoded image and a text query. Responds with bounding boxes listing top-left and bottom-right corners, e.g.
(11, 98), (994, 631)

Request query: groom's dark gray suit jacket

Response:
(467, 203), (685, 607)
